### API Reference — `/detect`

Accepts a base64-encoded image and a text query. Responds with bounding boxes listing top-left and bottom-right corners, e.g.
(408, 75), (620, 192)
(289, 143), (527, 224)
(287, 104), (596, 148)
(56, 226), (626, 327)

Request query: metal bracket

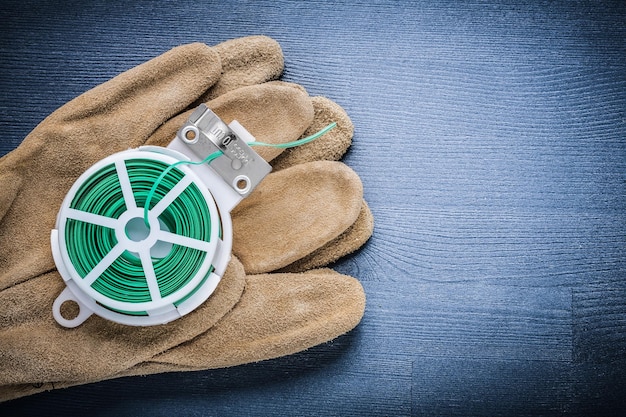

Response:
(176, 104), (272, 197)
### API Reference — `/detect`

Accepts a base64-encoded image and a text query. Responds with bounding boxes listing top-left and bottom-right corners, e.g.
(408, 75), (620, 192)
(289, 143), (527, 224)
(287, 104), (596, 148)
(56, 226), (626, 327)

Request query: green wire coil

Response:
(65, 158), (215, 315)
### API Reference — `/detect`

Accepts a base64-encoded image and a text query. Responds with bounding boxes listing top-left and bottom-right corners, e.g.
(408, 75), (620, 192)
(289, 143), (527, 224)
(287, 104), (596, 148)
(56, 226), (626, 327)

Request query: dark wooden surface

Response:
(1, 1), (625, 416)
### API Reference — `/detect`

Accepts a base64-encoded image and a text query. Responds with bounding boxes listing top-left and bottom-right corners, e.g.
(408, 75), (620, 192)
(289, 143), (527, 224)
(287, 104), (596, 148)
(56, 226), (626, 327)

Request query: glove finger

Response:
(232, 161), (363, 274)
(145, 82), (314, 164)
(46, 43), (221, 150)
(271, 96), (354, 170)
(116, 268), (365, 371)
(199, 35), (284, 102)
(267, 94), (372, 272)
(0, 257), (245, 389)
(278, 200), (374, 273)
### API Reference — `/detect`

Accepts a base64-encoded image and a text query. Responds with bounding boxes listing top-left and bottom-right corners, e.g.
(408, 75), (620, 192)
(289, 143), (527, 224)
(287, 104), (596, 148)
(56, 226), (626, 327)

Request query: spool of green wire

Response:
(51, 119), (337, 328)
(52, 149), (223, 326)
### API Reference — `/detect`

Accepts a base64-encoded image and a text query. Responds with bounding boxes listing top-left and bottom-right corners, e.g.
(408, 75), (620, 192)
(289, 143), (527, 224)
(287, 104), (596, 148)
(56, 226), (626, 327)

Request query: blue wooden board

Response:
(1, 1), (625, 415)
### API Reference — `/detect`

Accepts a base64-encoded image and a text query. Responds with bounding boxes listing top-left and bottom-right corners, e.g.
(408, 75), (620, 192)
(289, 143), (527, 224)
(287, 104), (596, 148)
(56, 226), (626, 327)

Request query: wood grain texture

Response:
(1, 0), (625, 416)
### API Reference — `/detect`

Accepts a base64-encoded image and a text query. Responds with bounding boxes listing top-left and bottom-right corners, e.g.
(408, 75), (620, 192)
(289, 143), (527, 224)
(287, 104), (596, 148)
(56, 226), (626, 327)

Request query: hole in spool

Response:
(59, 300), (81, 321)
(125, 217), (150, 242)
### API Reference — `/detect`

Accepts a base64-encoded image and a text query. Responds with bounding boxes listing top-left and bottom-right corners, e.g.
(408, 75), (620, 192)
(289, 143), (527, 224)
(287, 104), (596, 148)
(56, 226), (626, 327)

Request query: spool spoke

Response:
(115, 159), (137, 210)
(66, 208), (121, 229)
(83, 243), (125, 286)
(139, 247), (162, 302)
(155, 230), (213, 252)
(149, 174), (194, 217)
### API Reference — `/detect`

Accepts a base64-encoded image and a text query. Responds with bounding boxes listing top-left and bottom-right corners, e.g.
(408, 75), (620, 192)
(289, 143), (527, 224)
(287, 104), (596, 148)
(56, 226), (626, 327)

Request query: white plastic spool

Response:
(51, 118), (257, 327)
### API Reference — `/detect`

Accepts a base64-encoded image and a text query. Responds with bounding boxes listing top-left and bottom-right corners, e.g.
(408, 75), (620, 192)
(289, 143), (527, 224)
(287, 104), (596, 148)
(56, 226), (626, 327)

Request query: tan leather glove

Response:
(0, 36), (372, 401)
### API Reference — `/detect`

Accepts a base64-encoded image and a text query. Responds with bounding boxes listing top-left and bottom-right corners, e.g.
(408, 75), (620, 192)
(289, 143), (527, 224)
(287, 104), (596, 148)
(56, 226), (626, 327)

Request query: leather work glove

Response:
(0, 36), (373, 401)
